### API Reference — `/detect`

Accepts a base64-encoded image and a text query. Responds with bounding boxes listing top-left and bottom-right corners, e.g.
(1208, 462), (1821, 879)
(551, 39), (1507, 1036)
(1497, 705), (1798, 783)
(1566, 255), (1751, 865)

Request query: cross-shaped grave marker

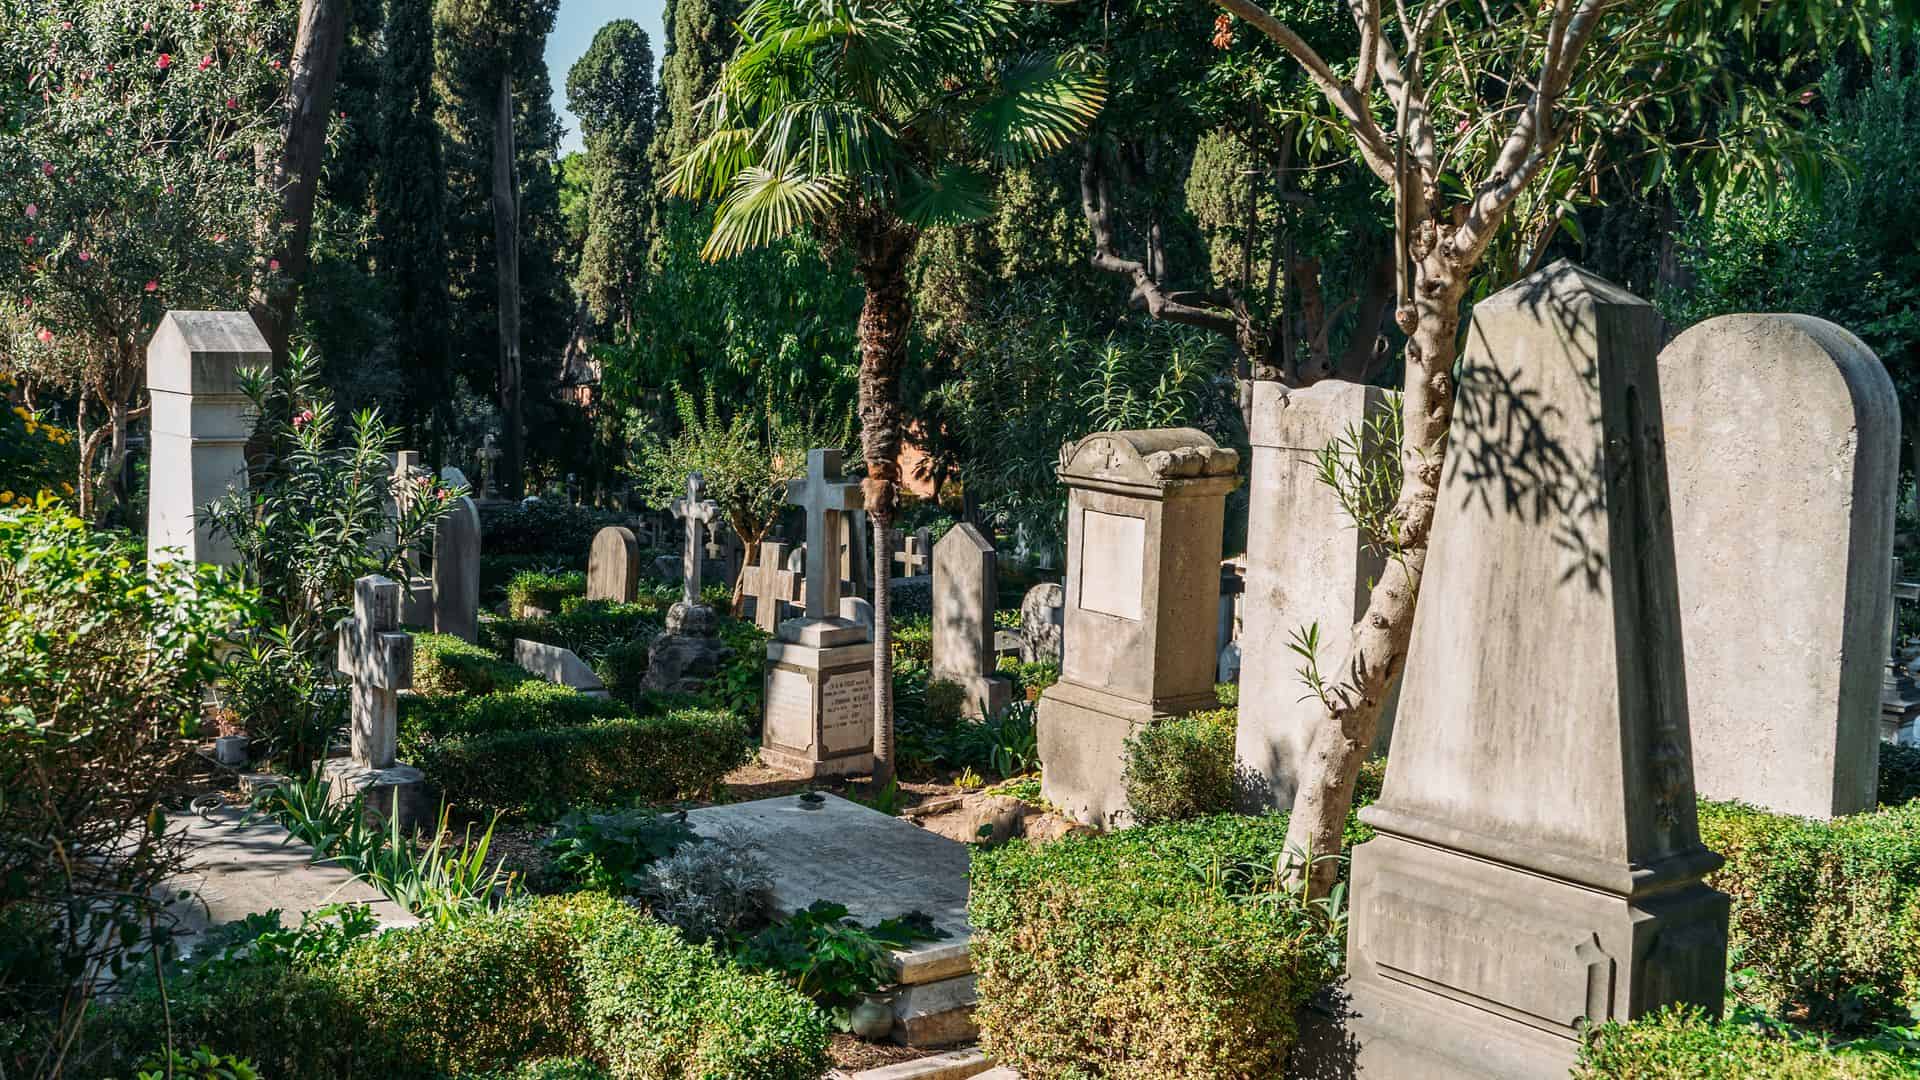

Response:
(670, 472), (722, 607)
(478, 434), (502, 498)
(893, 527), (932, 578)
(335, 575), (413, 769)
(787, 449), (864, 622)
(743, 539), (806, 632)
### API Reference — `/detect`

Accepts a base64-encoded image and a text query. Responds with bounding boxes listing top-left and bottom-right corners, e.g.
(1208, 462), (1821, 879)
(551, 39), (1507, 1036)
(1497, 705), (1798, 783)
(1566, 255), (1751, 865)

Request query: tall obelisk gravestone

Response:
(760, 450), (876, 778)
(1344, 262), (1728, 1078)
(146, 311), (264, 568)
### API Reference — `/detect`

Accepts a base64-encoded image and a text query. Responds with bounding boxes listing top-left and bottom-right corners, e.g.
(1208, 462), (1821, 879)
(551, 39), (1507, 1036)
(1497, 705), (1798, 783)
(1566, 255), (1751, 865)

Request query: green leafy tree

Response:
(567, 19), (658, 332)
(649, 0), (746, 204)
(0, 0), (290, 521)
(672, 0), (1106, 785)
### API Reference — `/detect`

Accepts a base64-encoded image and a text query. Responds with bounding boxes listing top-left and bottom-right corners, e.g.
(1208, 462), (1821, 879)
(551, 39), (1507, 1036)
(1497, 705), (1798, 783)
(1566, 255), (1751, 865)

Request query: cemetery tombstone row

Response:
(1342, 262), (1727, 1078)
(432, 466), (482, 644)
(1036, 428), (1239, 827)
(1661, 314), (1899, 818)
(931, 523), (1013, 719)
(588, 525), (642, 603)
(146, 310), (262, 568)
(760, 449), (876, 778)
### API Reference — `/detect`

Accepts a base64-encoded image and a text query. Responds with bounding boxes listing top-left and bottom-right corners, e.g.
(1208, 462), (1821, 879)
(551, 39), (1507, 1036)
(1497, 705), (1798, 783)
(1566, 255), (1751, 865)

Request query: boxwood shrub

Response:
(1121, 708), (1241, 824)
(1698, 800), (1920, 1028)
(398, 680), (628, 760)
(1577, 1006), (1914, 1078)
(507, 570), (589, 617)
(971, 814), (1341, 1079)
(415, 707), (752, 817)
(412, 632), (530, 697)
(484, 597), (664, 663)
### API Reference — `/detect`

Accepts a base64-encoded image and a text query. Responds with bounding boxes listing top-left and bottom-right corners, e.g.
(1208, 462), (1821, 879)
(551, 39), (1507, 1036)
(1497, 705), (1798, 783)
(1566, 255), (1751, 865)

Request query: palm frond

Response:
(897, 163), (993, 228)
(967, 52), (1107, 163)
(669, 127), (756, 200)
(703, 166), (847, 260)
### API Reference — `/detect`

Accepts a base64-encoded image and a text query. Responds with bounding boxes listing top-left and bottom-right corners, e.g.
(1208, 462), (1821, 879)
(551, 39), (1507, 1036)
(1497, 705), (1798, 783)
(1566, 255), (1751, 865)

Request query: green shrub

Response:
(417, 708), (752, 818)
(971, 814), (1341, 1079)
(1214, 682), (1238, 708)
(1122, 708), (1241, 824)
(508, 570), (589, 616)
(1699, 800), (1920, 1030)
(694, 618), (769, 726)
(412, 632), (529, 697)
(890, 615), (933, 664)
(1879, 744), (1920, 808)
(398, 681), (627, 760)
(478, 501), (629, 559)
(579, 911), (831, 1080)
(595, 638), (654, 704)
(1576, 1006), (1915, 1079)
(485, 598), (664, 663)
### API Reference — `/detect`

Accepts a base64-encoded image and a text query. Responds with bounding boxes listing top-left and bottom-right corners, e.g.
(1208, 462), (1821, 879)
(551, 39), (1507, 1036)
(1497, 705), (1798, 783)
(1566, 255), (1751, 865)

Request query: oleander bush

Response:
(1698, 800), (1920, 1031)
(412, 632), (531, 697)
(415, 707), (752, 818)
(1122, 708), (1242, 824)
(1576, 1007), (1916, 1078)
(971, 814), (1341, 1079)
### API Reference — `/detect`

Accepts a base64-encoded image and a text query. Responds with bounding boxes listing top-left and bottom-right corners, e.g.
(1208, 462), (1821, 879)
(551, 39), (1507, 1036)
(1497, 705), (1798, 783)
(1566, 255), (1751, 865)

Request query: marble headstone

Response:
(931, 523), (1013, 719)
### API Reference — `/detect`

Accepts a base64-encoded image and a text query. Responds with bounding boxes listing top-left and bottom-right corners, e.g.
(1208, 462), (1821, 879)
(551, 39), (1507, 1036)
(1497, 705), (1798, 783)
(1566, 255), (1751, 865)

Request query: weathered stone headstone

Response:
(644, 475), (731, 693)
(1343, 262), (1728, 1079)
(514, 638), (611, 698)
(1662, 314), (1898, 818)
(669, 474), (721, 607)
(385, 451), (437, 627)
(838, 509), (873, 600)
(1018, 583), (1064, 666)
(476, 433), (504, 502)
(839, 595), (874, 635)
(893, 527), (933, 579)
(588, 526), (642, 603)
(326, 575), (428, 829)
(744, 540), (805, 632)
(146, 311), (262, 568)
(761, 449), (875, 778)
(1236, 380), (1395, 804)
(1036, 429), (1239, 827)
(432, 467), (481, 644)
(932, 523), (1013, 720)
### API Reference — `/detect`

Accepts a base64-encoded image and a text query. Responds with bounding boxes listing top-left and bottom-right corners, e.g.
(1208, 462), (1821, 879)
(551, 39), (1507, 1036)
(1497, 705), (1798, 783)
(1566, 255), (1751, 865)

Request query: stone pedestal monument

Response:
(1036, 429), (1239, 827)
(761, 449), (876, 778)
(1343, 263), (1728, 1079)
(643, 474), (733, 693)
(931, 523), (1013, 719)
(1662, 314), (1898, 818)
(146, 311), (264, 568)
(324, 575), (429, 830)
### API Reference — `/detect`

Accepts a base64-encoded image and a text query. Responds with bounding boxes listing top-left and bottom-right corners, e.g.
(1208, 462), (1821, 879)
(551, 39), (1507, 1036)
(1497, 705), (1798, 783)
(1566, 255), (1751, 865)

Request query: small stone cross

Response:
(743, 540), (805, 632)
(478, 434), (502, 498)
(335, 575), (413, 769)
(787, 449), (864, 622)
(893, 527), (932, 577)
(670, 472), (721, 607)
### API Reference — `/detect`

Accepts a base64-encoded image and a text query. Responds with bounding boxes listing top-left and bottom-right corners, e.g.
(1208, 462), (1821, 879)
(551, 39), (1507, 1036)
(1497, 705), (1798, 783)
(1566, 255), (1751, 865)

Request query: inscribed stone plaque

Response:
(766, 667), (814, 752)
(1078, 510), (1145, 620)
(821, 669), (874, 754)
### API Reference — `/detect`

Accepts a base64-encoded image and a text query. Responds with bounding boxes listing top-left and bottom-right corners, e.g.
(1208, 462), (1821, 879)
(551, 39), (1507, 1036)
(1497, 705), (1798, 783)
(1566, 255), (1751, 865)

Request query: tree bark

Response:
(251, 0), (350, 366)
(853, 216), (917, 790)
(491, 71), (525, 497)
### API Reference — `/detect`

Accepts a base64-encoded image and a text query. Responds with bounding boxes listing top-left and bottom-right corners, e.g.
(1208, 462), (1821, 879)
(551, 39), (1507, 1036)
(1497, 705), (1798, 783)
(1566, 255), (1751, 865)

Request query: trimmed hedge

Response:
(415, 707), (752, 817)
(412, 632), (530, 697)
(398, 680), (628, 760)
(507, 570), (589, 617)
(1577, 1007), (1915, 1078)
(478, 501), (630, 559)
(971, 814), (1340, 1079)
(1122, 708), (1240, 824)
(1699, 800), (1920, 1027)
(484, 597), (664, 662)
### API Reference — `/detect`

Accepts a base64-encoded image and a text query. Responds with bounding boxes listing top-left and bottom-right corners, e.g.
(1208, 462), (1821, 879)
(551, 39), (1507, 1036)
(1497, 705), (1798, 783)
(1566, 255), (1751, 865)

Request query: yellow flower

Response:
(0, 492), (13, 504)
(23, 422), (36, 435)
(10, 406), (26, 420)
(59, 482), (72, 493)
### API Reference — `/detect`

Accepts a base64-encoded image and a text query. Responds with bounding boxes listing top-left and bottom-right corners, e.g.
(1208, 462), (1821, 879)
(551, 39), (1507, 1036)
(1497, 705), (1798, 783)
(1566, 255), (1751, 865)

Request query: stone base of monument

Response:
(322, 756), (433, 834)
(399, 573), (433, 627)
(1036, 679), (1216, 829)
(939, 671), (1012, 722)
(643, 602), (735, 694)
(686, 793), (977, 1047)
(1338, 831), (1728, 1079)
(760, 619), (876, 779)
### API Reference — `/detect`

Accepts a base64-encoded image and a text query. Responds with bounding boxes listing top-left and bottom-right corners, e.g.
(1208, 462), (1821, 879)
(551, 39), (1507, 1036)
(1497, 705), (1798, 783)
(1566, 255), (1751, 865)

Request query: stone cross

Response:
(787, 449), (864, 622)
(478, 434), (502, 498)
(335, 575), (413, 769)
(893, 527), (932, 578)
(669, 473), (721, 607)
(743, 540), (805, 632)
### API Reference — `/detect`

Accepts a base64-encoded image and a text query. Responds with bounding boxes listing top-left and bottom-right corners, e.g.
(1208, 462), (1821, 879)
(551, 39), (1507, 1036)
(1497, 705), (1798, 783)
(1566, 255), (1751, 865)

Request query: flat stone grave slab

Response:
(161, 804), (416, 958)
(687, 793), (976, 1044)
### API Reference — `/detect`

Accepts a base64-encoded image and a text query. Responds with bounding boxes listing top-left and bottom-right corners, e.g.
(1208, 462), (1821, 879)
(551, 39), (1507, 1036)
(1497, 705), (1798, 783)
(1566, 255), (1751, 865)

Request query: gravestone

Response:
(761, 449), (876, 778)
(325, 575), (429, 830)
(1237, 380), (1396, 804)
(932, 524), (1013, 719)
(146, 311), (263, 568)
(743, 540), (805, 632)
(893, 527), (933, 579)
(839, 509), (873, 599)
(644, 474), (731, 693)
(476, 433), (504, 502)
(514, 638), (611, 698)
(588, 526), (642, 603)
(1217, 557), (1245, 684)
(386, 451), (437, 626)
(1018, 583), (1064, 666)
(1036, 429), (1239, 827)
(1343, 262), (1728, 1079)
(432, 466), (481, 644)
(840, 595), (874, 635)
(1661, 314), (1899, 818)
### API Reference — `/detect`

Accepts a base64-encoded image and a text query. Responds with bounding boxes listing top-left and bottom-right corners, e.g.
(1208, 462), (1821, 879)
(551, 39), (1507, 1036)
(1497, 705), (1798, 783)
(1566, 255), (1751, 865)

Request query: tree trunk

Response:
(853, 218), (916, 789)
(491, 71), (525, 497)
(250, 0), (350, 366)
(1282, 246), (1468, 898)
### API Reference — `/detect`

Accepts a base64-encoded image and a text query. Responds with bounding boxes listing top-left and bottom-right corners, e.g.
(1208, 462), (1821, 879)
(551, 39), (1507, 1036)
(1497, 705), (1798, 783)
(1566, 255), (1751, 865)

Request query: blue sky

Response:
(546, 0), (670, 155)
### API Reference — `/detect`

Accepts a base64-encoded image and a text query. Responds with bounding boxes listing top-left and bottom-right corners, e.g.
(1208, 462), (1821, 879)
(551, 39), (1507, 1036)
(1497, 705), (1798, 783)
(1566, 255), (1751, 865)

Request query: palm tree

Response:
(670, 0), (1104, 787)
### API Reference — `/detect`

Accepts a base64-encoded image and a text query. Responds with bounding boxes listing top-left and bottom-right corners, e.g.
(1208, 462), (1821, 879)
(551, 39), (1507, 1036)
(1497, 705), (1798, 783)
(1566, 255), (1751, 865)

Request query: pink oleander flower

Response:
(268, 258), (280, 271)
(77, 251), (90, 262)
(35, 328), (52, 344)
(23, 204), (36, 220)
(40, 161), (53, 176)
(144, 280), (157, 292)
(157, 53), (171, 69)
(293, 409), (314, 428)
(198, 55), (213, 71)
